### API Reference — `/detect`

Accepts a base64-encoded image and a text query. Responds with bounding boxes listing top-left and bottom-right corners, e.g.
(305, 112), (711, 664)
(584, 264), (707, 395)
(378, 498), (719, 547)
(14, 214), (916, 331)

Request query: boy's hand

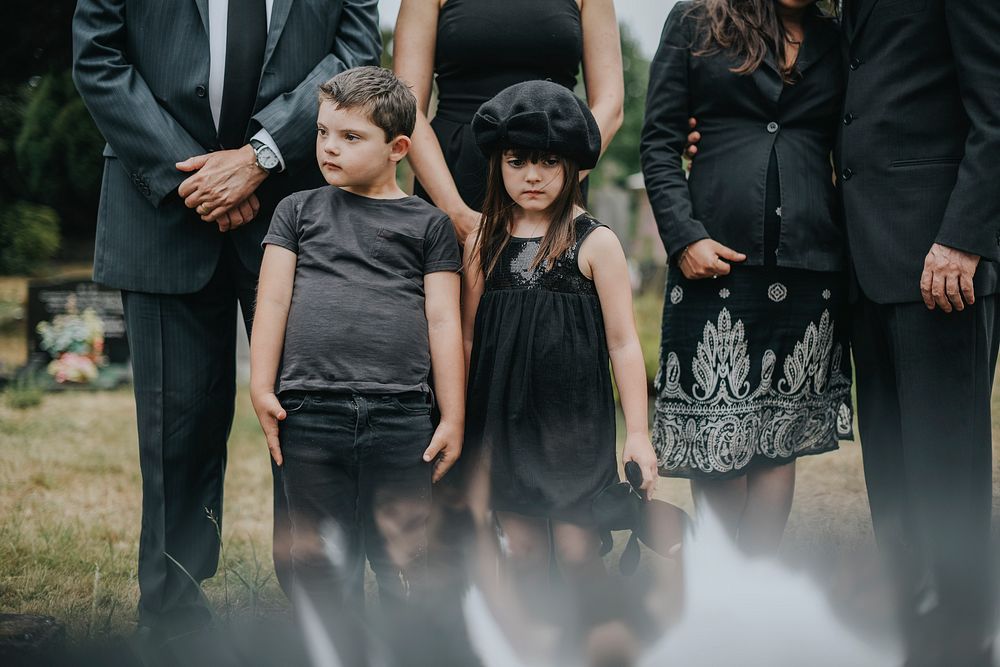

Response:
(251, 391), (286, 466)
(623, 433), (659, 500)
(423, 419), (463, 483)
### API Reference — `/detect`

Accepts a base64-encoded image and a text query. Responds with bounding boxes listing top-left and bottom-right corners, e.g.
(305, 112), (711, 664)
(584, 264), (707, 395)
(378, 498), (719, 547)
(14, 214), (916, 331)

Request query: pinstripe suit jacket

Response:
(72, 0), (381, 293)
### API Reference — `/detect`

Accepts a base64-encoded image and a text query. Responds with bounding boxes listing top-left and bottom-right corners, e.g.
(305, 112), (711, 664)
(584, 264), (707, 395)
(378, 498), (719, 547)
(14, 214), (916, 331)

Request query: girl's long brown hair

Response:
(473, 148), (583, 279)
(689, 0), (817, 83)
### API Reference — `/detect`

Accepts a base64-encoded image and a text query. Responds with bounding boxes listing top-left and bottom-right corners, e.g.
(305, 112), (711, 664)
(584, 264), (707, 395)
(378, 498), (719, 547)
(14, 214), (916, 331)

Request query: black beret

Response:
(472, 80), (602, 170)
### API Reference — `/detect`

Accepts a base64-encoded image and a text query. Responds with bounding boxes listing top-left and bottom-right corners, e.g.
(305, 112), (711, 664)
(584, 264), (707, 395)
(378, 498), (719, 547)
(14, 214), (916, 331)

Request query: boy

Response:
(249, 66), (464, 610)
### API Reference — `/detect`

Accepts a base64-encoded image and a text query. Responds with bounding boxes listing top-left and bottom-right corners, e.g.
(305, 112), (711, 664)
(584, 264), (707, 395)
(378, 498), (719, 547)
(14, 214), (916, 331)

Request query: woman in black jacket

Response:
(641, 0), (853, 554)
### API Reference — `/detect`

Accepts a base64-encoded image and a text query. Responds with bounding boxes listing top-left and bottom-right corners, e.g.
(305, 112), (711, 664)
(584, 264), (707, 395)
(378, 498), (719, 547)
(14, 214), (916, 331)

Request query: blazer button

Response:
(195, 84), (207, 98)
(766, 121), (779, 134)
(850, 57), (863, 70)
(841, 168), (854, 181)
(843, 113), (855, 125)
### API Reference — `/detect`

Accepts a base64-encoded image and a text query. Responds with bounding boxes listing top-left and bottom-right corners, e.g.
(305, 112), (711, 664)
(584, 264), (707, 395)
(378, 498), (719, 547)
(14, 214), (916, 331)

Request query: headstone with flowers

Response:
(24, 278), (130, 389)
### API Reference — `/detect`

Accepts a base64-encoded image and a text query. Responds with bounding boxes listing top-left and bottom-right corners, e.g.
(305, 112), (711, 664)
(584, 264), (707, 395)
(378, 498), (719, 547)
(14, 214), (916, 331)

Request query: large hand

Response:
(177, 145), (267, 225)
(920, 243), (980, 312)
(449, 205), (481, 246)
(213, 194), (261, 233)
(679, 238), (746, 280)
(422, 419), (463, 483)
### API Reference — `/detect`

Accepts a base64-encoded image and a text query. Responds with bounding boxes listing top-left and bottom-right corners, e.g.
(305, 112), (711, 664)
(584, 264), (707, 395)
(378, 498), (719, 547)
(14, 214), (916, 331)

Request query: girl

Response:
(463, 80), (658, 594)
(641, 0), (853, 554)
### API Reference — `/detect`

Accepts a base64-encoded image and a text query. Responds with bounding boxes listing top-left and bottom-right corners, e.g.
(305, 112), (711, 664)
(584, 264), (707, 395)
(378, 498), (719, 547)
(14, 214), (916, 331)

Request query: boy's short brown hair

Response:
(318, 66), (417, 142)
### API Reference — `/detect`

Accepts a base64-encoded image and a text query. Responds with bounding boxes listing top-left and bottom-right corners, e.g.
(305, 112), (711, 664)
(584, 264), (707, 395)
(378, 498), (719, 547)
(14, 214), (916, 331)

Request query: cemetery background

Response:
(0, 0), (997, 650)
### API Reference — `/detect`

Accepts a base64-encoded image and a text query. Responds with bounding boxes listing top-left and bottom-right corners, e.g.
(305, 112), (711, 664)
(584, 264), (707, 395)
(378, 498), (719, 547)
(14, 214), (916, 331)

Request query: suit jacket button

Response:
(850, 57), (863, 70)
(843, 113), (855, 125)
(766, 121), (779, 134)
(195, 84), (207, 98)
(841, 168), (854, 181)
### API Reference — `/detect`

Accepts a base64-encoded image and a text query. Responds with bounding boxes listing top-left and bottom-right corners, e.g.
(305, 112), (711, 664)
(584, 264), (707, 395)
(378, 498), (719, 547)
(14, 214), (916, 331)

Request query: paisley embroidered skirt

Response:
(652, 265), (854, 480)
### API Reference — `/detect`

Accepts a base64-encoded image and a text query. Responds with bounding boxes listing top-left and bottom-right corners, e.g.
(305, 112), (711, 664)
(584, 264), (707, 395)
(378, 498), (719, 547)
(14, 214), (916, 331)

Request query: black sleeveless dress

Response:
(465, 215), (619, 525)
(414, 0), (583, 210)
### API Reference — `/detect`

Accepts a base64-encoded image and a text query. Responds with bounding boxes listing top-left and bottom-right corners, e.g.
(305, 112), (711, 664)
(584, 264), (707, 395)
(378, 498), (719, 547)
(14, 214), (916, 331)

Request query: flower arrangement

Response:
(35, 304), (106, 384)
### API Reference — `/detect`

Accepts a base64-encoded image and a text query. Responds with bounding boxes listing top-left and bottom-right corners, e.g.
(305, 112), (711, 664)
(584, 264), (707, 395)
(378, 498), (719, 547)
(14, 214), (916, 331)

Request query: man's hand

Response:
(679, 238), (746, 279)
(920, 243), (980, 312)
(214, 194), (261, 233)
(177, 145), (267, 228)
(422, 419), (463, 483)
(251, 390), (286, 466)
(684, 116), (701, 160)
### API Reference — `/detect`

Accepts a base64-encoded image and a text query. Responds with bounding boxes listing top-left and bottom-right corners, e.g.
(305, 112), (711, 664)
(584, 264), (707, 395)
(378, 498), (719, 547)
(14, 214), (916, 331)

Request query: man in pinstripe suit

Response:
(72, 0), (381, 642)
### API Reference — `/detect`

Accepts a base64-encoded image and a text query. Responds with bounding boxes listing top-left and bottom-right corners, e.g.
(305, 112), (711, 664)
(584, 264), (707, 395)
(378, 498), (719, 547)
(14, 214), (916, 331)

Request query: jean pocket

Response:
(389, 394), (433, 415)
(278, 393), (310, 414)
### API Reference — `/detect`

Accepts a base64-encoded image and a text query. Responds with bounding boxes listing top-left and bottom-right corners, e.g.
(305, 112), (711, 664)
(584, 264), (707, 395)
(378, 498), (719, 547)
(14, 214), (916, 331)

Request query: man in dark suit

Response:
(838, 1), (1000, 664)
(72, 0), (380, 641)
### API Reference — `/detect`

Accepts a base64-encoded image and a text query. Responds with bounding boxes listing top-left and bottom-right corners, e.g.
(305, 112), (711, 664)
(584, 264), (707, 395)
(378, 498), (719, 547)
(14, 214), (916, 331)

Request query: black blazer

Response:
(838, 0), (1000, 304)
(641, 2), (845, 271)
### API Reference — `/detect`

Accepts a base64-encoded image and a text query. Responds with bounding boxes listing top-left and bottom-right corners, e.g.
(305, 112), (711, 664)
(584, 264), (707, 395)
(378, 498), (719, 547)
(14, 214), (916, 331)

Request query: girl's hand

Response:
(251, 391), (286, 466)
(623, 433), (659, 500)
(423, 419), (464, 483)
(678, 239), (746, 280)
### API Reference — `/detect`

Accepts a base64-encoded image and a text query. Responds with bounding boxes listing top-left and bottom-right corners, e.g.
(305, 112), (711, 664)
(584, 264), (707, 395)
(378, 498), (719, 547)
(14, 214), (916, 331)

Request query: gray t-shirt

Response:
(262, 186), (461, 395)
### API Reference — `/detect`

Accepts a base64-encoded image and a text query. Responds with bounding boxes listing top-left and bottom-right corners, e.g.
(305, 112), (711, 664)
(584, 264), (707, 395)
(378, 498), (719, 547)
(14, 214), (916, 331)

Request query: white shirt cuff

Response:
(251, 129), (285, 172)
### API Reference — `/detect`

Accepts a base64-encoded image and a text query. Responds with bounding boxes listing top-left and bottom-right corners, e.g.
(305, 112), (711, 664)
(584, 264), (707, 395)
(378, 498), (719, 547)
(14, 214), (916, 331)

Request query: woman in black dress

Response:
(393, 0), (625, 243)
(641, 0), (853, 554)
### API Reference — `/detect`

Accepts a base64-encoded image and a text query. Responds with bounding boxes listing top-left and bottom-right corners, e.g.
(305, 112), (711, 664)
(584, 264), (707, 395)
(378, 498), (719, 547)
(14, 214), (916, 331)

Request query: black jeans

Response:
(279, 391), (434, 613)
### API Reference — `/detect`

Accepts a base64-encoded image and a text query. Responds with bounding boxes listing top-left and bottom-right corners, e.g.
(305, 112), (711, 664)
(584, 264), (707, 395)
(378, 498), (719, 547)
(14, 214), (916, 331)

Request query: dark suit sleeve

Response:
(252, 0), (381, 170)
(71, 0), (207, 208)
(935, 0), (1000, 262)
(639, 2), (709, 260)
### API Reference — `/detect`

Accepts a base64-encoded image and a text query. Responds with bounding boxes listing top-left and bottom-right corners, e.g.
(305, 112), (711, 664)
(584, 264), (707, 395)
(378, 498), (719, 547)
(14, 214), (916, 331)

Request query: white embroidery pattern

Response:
(767, 282), (788, 302)
(653, 307), (852, 476)
(670, 285), (684, 304)
(719, 288), (731, 299)
(822, 289), (832, 300)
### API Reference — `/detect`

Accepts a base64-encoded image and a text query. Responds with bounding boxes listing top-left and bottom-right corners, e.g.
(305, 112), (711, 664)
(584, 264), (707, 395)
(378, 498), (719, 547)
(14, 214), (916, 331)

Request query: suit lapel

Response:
(262, 0), (294, 73)
(850, 0), (882, 43)
(752, 48), (783, 105)
(194, 0), (210, 36)
(796, 15), (838, 73)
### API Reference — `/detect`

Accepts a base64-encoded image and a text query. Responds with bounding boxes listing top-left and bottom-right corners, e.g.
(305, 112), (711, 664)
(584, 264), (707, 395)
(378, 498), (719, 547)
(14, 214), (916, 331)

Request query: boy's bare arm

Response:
(424, 270), (465, 482)
(250, 245), (297, 466)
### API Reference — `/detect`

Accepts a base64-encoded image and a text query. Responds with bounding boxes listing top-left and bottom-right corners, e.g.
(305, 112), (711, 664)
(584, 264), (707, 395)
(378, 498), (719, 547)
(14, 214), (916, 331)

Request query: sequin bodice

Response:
(484, 216), (605, 295)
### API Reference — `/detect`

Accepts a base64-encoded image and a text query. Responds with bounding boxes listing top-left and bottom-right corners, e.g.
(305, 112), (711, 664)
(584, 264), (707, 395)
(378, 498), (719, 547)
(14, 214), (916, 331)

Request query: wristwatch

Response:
(250, 139), (280, 173)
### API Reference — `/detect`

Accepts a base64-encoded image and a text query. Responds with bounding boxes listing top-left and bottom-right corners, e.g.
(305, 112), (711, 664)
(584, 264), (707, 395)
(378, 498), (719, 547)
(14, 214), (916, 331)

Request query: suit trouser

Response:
(122, 240), (292, 630)
(852, 292), (997, 659)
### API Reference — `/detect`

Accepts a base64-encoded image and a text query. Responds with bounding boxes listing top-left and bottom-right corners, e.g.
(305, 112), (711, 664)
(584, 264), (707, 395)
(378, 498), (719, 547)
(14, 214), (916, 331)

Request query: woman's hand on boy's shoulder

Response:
(250, 390), (287, 466)
(423, 419), (463, 483)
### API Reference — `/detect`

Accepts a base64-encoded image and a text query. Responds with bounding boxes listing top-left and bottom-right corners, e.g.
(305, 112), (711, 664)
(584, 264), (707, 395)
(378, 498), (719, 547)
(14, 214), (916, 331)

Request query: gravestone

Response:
(25, 278), (130, 388)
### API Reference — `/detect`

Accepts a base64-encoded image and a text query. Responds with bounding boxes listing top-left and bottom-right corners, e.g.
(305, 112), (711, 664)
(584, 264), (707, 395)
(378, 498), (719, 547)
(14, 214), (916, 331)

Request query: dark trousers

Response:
(852, 292), (998, 664)
(279, 392), (434, 614)
(122, 240), (292, 632)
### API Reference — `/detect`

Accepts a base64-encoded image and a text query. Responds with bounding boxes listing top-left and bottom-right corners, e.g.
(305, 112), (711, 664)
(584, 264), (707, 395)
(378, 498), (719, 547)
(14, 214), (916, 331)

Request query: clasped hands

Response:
(176, 144), (267, 232)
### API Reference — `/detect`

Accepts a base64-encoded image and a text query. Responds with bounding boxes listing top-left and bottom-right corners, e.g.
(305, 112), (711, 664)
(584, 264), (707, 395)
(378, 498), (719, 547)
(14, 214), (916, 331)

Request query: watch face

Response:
(257, 146), (279, 170)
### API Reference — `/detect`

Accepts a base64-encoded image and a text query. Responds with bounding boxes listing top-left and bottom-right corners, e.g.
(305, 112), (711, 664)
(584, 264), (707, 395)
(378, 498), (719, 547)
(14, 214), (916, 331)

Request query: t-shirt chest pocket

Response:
(370, 228), (424, 281)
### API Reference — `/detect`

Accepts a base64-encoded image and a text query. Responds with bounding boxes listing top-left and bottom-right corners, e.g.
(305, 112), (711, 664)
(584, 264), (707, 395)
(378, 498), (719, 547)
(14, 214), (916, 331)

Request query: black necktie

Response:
(218, 0), (267, 149)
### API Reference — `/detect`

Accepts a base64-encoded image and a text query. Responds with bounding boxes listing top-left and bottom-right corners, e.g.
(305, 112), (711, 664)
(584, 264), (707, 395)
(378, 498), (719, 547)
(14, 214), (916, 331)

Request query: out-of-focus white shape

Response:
(640, 510), (901, 667)
(294, 583), (344, 667)
(464, 586), (533, 667)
